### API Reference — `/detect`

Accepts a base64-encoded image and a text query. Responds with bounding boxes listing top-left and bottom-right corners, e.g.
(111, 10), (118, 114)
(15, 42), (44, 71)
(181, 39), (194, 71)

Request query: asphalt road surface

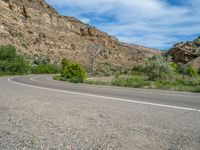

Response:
(0, 75), (200, 150)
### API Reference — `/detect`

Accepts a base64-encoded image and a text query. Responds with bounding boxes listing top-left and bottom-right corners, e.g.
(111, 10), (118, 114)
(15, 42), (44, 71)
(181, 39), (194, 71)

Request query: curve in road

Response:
(8, 75), (200, 112)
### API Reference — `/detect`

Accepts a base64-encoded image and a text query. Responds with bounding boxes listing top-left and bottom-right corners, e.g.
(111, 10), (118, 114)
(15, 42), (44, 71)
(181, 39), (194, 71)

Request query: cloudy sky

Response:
(46, 0), (200, 50)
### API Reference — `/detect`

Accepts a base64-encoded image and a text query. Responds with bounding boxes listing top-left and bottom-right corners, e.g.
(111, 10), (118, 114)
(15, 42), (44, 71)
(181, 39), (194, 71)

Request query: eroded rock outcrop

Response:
(166, 37), (200, 69)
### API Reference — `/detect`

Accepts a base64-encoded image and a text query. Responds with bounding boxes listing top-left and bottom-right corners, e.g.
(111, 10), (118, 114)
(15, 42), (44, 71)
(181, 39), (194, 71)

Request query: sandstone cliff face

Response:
(166, 37), (200, 69)
(0, 0), (159, 69)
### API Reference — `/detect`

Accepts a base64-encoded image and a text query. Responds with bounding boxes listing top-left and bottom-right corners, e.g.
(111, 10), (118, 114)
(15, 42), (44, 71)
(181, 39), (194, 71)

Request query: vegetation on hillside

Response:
(193, 36), (200, 56)
(0, 45), (60, 75)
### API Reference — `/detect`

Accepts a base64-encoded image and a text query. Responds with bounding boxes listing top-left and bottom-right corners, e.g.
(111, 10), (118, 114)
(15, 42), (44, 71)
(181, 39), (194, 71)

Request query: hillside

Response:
(166, 36), (200, 69)
(0, 0), (159, 69)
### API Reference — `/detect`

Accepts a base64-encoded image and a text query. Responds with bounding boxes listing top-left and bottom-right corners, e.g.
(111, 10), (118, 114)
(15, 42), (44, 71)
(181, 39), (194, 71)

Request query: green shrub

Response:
(169, 62), (177, 71)
(9, 55), (30, 74)
(131, 65), (145, 75)
(0, 45), (16, 61)
(31, 64), (60, 74)
(60, 59), (86, 83)
(177, 64), (187, 74)
(115, 71), (121, 79)
(186, 66), (198, 77)
(144, 55), (172, 80)
(177, 64), (198, 77)
(85, 80), (109, 85)
(104, 71), (113, 76)
(0, 45), (30, 75)
(112, 76), (149, 88)
(93, 71), (105, 77)
(32, 54), (50, 65)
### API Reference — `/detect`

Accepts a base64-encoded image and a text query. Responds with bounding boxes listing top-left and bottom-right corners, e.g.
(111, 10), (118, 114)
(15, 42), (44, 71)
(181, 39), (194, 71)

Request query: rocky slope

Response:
(0, 0), (159, 69)
(166, 37), (200, 69)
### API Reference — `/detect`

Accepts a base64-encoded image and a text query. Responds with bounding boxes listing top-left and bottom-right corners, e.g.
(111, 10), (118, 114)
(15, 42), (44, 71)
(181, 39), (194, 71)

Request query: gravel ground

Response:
(0, 77), (200, 150)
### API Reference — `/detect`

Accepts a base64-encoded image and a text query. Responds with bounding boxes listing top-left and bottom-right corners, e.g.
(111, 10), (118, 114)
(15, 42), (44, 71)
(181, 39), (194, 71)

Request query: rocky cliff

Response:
(0, 0), (159, 69)
(166, 37), (200, 69)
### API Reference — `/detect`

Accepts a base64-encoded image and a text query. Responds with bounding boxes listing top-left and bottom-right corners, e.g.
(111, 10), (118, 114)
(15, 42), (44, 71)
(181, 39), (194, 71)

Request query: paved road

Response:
(0, 75), (200, 149)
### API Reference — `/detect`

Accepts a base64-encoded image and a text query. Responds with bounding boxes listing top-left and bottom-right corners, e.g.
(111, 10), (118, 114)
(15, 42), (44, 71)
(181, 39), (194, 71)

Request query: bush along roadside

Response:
(0, 44), (60, 76)
(31, 64), (60, 74)
(0, 45), (30, 75)
(54, 55), (200, 92)
(30, 54), (60, 74)
(110, 55), (200, 92)
(53, 59), (86, 83)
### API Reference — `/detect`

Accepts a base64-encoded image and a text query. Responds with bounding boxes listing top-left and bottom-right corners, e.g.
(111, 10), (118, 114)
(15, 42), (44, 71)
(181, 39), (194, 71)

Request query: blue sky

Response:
(46, 0), (200, 50)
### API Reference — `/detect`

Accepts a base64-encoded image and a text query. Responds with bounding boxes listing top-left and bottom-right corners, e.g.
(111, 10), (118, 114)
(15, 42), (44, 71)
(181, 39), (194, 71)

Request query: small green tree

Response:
(9, 55), (30, 74)
(60, 59), (86, 83)
(0, 45), (16, 61)
(0, 45), (30, 75)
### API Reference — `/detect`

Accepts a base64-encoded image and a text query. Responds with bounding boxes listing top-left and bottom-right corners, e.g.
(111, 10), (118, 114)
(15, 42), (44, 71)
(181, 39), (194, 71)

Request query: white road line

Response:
(41, 76), (200, 99)
(8, 77), (198, 111)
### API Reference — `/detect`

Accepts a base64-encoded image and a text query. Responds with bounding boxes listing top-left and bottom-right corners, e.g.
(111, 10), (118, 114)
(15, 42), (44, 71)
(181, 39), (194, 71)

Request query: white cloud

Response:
(46, 0), (200, 49)
(78, 17), (90, 24)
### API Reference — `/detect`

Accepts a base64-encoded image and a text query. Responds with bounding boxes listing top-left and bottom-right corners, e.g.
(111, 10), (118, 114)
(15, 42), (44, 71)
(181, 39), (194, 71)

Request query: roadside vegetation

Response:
(111, 55), (200, 92)
(54, 54), (200, 92)
(0, 45), (60, 76)
(86, 55), (200, 92)
(0, 45), (30, 75)
(53, 59), (86, 83)
(30, 54), (60, 74)
(1, 44), (199, 92)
